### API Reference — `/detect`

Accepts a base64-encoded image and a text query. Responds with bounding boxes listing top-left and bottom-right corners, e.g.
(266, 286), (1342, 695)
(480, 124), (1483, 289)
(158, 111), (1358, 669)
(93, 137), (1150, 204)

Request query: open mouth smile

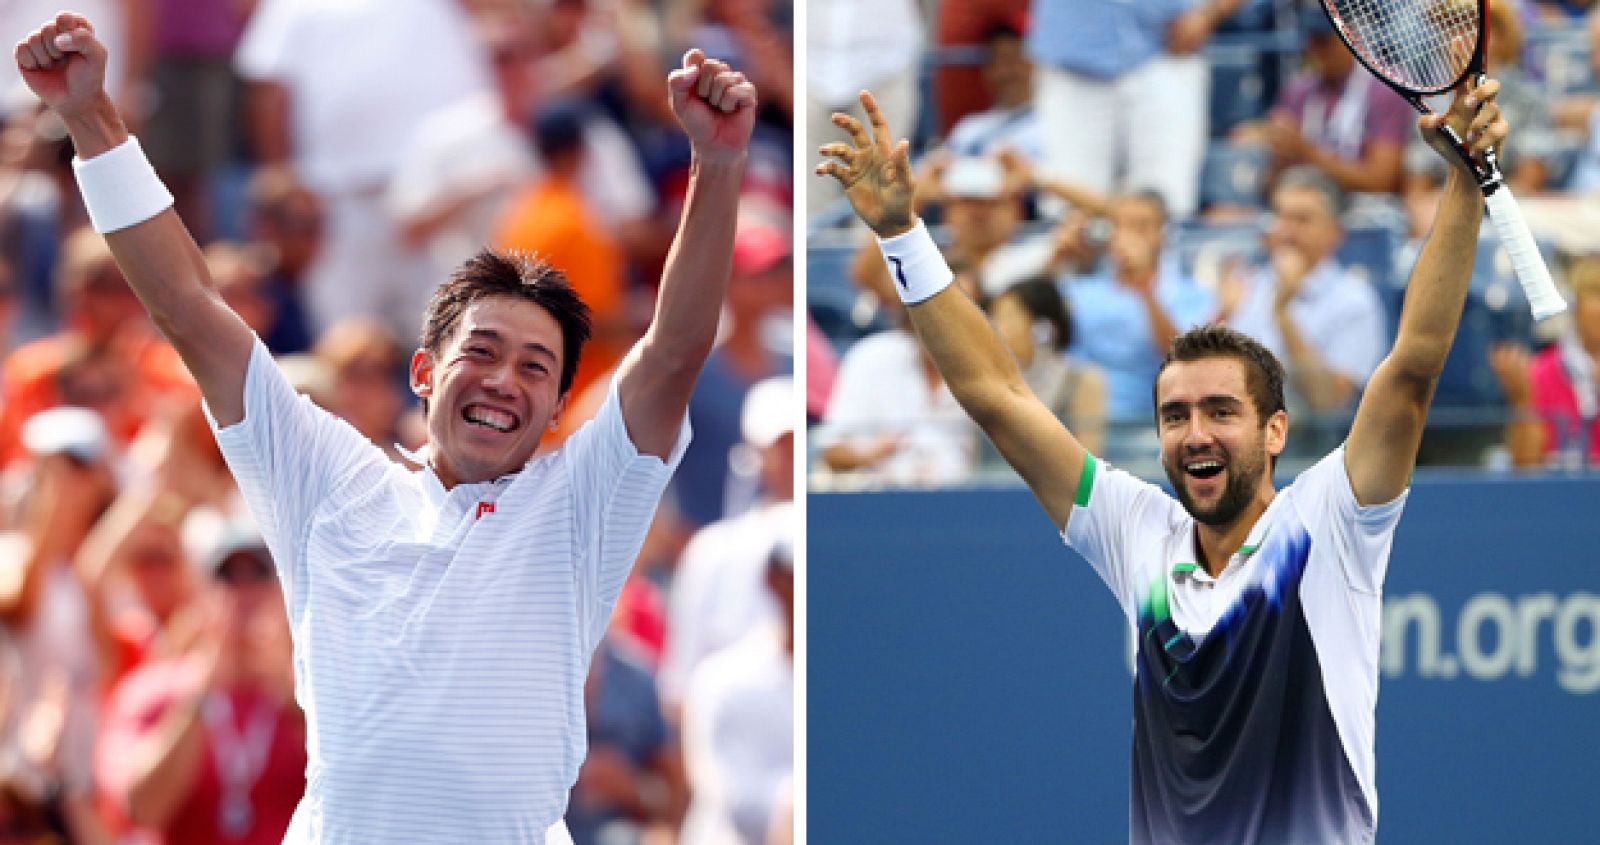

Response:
(462, 403), (520, 434)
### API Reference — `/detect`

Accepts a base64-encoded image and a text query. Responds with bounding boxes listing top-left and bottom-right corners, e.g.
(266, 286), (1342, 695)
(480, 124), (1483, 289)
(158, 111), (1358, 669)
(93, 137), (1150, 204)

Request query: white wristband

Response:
(876, 219), (954, 305)
(71, 136), (174, 234)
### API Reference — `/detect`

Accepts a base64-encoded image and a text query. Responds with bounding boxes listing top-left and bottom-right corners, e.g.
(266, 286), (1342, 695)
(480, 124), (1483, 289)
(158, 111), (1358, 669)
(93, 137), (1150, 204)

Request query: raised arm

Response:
(15, 14), (254, 424)
(614, 50), (756, 459)
(1345, 79), (1507, 504)
(817, 91), (1086, 529)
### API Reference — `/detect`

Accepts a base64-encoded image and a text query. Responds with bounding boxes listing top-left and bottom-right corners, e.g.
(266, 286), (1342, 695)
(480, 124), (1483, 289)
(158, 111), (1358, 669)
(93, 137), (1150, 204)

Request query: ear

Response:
(546, 391), (570, 432)
(410, 348), (435, 399)
(1265, 409), (1289, 458)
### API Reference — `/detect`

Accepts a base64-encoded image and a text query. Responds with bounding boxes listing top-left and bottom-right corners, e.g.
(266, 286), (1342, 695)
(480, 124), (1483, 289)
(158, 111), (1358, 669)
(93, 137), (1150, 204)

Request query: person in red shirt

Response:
(1493, 260), (1600, 467)
(96, 511), (305, 844)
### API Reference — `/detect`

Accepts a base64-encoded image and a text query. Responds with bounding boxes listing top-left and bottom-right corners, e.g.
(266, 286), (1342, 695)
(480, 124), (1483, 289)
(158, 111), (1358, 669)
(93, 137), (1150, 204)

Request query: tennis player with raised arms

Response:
(18, 11), (756, 844)
(819, 73), (1510, 845)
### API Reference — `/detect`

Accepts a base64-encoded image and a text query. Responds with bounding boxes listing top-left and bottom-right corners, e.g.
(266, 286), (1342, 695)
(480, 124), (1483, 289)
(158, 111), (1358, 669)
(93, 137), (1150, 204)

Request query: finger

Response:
(681, 48), (704, 69)
(16, 41), (37, 71)
(832, 111), (871, 150)
(817, 142), (854, 160)
(815, 159), (853, 185)
(893, 138), (912, 173)
(26, 36), (53, 71)
(54, 11), (94, 37)
(1474, 118), (1508, 154)
(721, 80), (756, 113)
(860, 90), (891, 153)
(666, 65), (699, 95)
(39, 23), (62, 61)
(709, 70), (737, 110)
(696, 58), (724, 100)
(1466, 100), (1500, 142)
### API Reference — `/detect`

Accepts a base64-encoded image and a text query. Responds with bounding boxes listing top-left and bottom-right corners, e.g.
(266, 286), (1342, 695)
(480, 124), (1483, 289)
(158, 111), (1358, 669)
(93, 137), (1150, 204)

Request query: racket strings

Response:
(1325, 0), (1479, 92)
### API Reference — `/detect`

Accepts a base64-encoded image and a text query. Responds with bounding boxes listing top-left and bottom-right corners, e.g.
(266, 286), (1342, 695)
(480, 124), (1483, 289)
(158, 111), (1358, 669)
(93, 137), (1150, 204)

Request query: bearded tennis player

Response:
(819, 76), (1508, 842)
(18, 11), (758, 843)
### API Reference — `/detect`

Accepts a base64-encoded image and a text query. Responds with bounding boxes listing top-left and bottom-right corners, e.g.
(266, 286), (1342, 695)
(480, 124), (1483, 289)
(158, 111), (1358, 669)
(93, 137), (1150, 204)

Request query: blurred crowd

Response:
(0, 0), (793, 843)
(807, 0), (1600, 487)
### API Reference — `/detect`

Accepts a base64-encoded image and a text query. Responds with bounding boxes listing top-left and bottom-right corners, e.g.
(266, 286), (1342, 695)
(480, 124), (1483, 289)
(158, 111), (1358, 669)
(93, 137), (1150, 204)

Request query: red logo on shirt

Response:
(475, 501), (496, 520)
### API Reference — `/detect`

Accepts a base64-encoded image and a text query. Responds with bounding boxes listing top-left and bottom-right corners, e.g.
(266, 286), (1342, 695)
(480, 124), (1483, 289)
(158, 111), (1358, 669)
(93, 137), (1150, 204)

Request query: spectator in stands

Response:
(940, 22), (1043, 163)
(932, 0), (1030, 137)
(660, 380), (793, 718)
(806, 0), (922, 219)
(1491, 257), (1600, 467)
(244, 165), (319, 355)
(671, 223), (792, 526)
(137, 0), (249, 240)
(0, 228), (193, 467)
(235, 0), (490, 340)
(97, 509), (305, 845)
(1028, 0), (1245, 219)
(1260, 11), (1412, 200)
(908, 153), (1054, 295)
(495, 101), (628, 405)
(310, 318), (410, 462)
(679, 524), (792, 845)
(1223, 166), (1386, 413)
(0, 408), (118, 845)
(1555, 10), (1600, 192)
(815, 313), (976, 486)
(1061, 190), (1215, 425)
(565, 614), (688, 845)
(392, 7), (659, 298)
(986, 276), (1106, 454)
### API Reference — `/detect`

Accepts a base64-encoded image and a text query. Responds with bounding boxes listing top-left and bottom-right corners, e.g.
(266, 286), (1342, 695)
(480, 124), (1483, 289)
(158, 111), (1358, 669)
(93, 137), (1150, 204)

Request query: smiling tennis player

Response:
(818, 77), (1508, 842)
(17, 11), (756, 843)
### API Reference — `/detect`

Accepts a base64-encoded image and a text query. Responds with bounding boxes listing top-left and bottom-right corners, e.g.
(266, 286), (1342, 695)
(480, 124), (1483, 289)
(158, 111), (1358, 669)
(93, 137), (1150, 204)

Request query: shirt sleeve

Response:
(1318, 277), (1387, 387)
(563, 376), (691, 652)
(1062, 454), (1185, 619)
(1289, 447), (1408, 595)
(205, 337), (394, 593)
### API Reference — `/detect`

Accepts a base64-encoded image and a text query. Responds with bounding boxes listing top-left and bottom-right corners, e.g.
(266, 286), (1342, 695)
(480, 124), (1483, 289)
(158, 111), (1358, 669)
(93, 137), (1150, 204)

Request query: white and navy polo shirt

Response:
(1064, 448), (1406, 844)
(207, 337), (689, 844)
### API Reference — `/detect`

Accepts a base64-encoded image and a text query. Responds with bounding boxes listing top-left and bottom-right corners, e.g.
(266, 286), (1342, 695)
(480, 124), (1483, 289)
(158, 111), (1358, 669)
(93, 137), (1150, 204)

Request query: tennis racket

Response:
(1318, 0), (1566, 319)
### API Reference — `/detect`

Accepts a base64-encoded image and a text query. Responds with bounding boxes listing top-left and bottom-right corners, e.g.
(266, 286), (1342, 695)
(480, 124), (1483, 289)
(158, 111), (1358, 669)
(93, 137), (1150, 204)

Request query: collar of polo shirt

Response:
(1170, 493), (1283, 585)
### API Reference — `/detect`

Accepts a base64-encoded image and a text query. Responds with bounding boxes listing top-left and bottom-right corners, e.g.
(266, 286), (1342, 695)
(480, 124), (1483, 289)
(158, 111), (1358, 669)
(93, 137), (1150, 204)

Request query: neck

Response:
(1193, 486), (1276, 577)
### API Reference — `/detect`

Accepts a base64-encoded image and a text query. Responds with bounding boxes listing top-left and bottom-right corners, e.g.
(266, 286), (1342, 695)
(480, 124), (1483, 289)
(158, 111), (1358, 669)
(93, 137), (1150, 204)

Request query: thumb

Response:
(55, 26), (105, 65)
(667, 65), (699, 97)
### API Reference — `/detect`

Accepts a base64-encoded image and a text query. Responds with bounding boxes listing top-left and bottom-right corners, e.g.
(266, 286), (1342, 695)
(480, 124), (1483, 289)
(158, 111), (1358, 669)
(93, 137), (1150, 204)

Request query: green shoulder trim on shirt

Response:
(1171, 561), (1199, 574)
(1238, 543), (1259, 555)
(1074, 452), (1098, 508)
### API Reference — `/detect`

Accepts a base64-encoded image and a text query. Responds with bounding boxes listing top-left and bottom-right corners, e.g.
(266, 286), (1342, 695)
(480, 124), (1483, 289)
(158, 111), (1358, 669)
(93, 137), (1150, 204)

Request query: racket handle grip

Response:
(1484, 187), (1566, 320)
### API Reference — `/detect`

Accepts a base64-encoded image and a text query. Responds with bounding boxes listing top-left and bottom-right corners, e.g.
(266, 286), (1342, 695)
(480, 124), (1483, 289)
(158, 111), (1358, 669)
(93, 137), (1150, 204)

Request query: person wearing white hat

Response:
(659, 376), (794, 718)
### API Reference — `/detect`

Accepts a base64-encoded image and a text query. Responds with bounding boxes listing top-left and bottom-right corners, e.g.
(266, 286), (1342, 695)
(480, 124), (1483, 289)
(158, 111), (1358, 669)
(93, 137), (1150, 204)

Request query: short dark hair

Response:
(1154, 324), (1286, 424)
(421, 250), (593, 396)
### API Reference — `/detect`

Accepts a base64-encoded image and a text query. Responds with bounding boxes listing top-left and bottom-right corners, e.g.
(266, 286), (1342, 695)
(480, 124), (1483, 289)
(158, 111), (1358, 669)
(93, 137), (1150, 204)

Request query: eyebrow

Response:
(465, 328), (558, 363)
(1158, 395), (1245, 416)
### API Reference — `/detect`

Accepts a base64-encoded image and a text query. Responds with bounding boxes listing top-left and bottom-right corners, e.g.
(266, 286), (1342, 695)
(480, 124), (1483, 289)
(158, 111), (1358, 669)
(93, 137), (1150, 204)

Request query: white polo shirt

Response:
(207, 337), (689, 844)
(1064, 449), (1405, 844)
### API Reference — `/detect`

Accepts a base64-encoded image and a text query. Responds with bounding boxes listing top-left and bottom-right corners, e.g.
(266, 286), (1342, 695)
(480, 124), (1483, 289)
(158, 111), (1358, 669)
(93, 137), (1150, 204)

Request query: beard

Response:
(1164, 437), (1268, 528)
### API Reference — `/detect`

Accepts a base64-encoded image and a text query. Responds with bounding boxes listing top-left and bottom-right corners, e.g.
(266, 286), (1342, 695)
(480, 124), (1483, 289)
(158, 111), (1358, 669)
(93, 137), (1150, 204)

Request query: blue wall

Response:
(809, 472), (1600, 842)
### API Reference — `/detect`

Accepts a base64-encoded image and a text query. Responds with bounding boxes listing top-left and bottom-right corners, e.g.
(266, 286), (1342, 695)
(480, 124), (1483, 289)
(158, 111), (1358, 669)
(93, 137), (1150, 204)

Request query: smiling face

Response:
(412, 296), (570, 487)
(1156, 356), (1286, 528)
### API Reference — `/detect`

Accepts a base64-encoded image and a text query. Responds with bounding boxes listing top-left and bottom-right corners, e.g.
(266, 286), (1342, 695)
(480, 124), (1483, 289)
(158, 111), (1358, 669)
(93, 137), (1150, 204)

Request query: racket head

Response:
(1318, 0), (1488, 97)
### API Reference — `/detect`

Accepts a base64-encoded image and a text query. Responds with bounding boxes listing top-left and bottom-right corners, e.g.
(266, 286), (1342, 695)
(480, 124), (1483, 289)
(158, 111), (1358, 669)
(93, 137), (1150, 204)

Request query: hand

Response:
(1419, 77), (1507, 176)
(816, 91), (916, 238)
(995, 147), (1034, 197)
(1269, 246), (1310, 310)
(1264, 112), (1309, 165)
(667, 50), (757, 166)
(1488, 342), (1533, 408)
(1166, 8), (1215, 55)
(13, 13), (109, 120)
(1215, 255), (1248, 322)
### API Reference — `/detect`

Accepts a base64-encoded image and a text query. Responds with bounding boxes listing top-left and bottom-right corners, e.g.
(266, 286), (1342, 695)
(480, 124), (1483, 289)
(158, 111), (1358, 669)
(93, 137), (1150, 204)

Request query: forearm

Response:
(906, 288), (1031, 427)
(60, 96), (252, 423)
(125, 693), (208, 828)
(1137, 287), (1182, 353)
(1306, 142), (1403, 195)
(637, 154), (742, 375)
(1273, 305), (1355, 410)
(1032, 173), (1111, 217)
(1390, 172), (1482, 379)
